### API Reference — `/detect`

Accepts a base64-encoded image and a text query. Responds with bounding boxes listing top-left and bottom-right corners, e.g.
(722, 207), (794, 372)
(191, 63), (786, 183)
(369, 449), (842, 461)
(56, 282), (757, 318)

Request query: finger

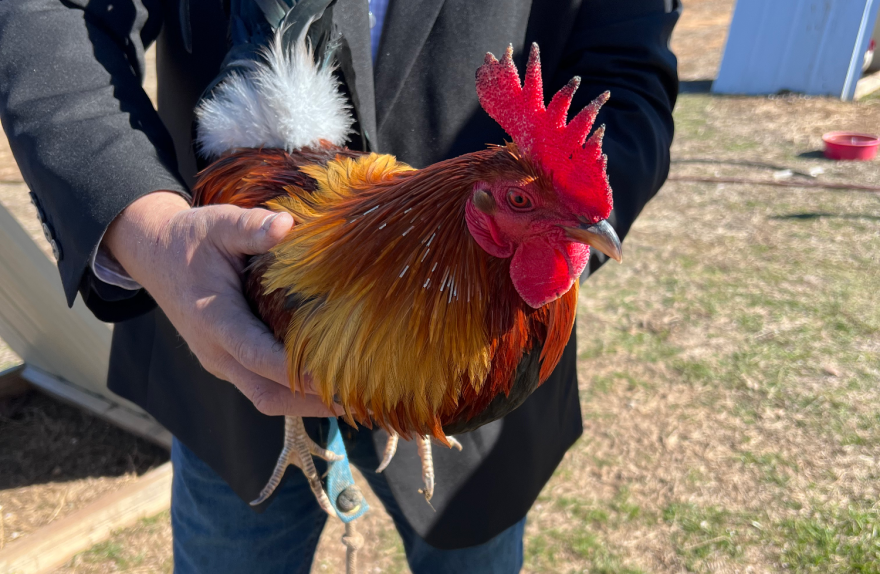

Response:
(205, 293), (317, 393)
(211, 293), (290, 386)
(214, 206), (294, 256)
(222, 356), (343, 417)
(204, 291), (323, 393)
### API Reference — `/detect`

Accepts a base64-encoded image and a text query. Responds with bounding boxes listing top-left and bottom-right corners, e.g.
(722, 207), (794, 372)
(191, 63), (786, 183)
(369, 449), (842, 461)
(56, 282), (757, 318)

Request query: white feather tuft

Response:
(196, 31), (353, 159)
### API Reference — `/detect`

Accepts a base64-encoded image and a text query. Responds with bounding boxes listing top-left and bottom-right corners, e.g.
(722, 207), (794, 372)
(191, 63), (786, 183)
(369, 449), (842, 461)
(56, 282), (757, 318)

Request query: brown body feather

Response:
(192, 144), (577, 442)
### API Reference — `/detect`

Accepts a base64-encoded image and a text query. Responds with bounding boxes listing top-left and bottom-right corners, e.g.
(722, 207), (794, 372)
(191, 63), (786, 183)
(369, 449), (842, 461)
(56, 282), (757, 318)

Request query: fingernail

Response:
(261, 213), (279, 231)
(276, 212), (293, 227)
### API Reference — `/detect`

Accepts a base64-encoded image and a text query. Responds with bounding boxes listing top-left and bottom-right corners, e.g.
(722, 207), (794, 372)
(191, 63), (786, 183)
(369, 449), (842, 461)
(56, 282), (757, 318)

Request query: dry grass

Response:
(671, 0), (736, 81)
(0, 111), (22, 184)
(0, 347), (19, 374)
(55, 512), (173, 574)
(522, 93), (880, 572)
(2, 1), (880, 572)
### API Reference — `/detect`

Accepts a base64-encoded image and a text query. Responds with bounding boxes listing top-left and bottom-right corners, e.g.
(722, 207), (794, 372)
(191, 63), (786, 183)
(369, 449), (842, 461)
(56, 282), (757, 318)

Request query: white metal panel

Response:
(0, 202), (165, 435)
(714, 0), (880, 100)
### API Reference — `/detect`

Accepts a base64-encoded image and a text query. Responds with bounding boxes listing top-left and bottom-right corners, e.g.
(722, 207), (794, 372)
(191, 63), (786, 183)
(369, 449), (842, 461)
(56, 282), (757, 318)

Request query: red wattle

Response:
(510, 240), (589, 308)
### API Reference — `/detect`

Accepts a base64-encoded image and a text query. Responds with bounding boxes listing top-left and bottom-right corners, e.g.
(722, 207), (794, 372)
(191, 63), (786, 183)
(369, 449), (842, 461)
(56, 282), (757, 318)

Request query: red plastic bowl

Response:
(822, 132), (879, 161)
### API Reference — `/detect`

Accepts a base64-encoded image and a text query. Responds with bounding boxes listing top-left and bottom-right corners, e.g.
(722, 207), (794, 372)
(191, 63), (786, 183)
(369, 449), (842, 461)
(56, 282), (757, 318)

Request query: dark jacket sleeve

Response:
(0, 0), (188, 321)
(557, 0), (680, 274)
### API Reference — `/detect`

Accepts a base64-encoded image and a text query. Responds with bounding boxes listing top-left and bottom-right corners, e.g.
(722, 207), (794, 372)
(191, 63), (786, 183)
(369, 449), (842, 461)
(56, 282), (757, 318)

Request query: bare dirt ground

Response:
(2, 0), (880, 572)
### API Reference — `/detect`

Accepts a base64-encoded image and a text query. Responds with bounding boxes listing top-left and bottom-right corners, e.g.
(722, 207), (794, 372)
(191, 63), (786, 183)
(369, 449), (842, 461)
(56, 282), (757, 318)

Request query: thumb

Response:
(217, 207), (294, 256)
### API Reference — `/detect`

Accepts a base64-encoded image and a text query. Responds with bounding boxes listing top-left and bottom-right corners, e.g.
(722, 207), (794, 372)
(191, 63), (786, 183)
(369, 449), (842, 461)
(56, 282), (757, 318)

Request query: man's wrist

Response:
(103, 191), (191, 277)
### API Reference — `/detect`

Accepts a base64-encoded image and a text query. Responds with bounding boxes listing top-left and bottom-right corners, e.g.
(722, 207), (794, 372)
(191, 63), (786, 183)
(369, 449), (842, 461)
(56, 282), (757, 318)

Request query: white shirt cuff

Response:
(89, 231), (143, 291)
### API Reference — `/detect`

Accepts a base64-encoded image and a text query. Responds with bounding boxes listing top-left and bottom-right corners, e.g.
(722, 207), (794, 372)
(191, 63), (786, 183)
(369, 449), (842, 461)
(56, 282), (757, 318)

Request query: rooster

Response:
(192, 0), (621, 515)
(864, 39), (876, 73)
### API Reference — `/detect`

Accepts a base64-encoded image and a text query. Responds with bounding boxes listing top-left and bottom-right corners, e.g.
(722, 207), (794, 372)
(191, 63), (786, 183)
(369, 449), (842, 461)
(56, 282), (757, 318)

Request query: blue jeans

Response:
(171, 434), (525, 574)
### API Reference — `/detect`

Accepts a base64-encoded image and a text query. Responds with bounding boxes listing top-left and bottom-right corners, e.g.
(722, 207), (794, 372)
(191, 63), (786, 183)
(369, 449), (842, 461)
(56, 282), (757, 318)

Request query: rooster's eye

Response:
(506, 188), (533, 210)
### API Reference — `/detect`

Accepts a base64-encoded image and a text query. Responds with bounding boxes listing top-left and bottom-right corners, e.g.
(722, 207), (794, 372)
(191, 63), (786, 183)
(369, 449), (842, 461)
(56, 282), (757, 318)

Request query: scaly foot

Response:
(250, 416), (343, 514)
(446, 435), (463, 451)
(414, 435), (462, 501)
(375, 432), (399, 473)
(416, 436), (434, 501)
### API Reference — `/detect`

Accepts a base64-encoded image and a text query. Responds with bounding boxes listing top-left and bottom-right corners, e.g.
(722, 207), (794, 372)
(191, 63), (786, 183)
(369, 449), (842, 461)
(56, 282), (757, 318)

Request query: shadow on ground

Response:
(771, 212), (880, 221)
(680, 79), (714, 94)
(0, 390), (168, 489)
(796, 150), (833, 160)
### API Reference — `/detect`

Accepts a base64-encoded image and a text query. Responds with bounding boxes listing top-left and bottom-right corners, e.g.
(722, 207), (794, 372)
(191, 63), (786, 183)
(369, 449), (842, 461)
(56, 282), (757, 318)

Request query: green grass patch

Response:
(663, 502), (749, 563)
(737, 451), (797, 486)
(553, 488), (643, 527)
(68, 512), (172, 573)
(525, 527), (646, 574)
(673, 95), (719, 141)
(776, 506), (880, 573)
(77, 540), (144, 570)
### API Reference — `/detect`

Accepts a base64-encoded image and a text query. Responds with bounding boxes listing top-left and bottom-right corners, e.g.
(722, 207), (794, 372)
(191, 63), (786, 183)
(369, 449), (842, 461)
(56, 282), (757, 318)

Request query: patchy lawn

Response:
(523, 90), (880, 573)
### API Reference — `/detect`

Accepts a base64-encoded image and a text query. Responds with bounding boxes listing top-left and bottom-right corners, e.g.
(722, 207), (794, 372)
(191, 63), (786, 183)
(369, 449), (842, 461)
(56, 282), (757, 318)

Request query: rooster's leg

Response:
(375, 432), (399, 473)
(414, 435), (463, 502)
(445, 435), (464, 451)
(250, 415), (343, 514)
(416, 436), (434, 501)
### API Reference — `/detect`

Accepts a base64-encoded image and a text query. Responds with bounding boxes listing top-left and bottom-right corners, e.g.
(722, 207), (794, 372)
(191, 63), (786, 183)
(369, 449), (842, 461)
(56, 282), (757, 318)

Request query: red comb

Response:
(476, 43), (612, 220)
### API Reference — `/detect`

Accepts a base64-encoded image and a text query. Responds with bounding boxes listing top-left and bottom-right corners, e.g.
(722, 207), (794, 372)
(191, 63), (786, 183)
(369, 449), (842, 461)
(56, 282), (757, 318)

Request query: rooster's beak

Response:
(562, 218), (622, 263)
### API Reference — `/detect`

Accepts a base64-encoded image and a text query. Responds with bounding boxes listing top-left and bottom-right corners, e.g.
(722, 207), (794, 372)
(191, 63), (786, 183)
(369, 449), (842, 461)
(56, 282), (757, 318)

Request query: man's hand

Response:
(104, 191), (340, 418)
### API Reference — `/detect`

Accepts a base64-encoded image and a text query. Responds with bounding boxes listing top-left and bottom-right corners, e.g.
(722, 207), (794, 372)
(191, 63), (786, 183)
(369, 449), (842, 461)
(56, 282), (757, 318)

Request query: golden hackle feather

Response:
(264, 152), (496, 437)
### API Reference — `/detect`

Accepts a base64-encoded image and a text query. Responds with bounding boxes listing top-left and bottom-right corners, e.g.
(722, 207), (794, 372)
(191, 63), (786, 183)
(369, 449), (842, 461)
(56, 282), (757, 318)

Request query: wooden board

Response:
(0, 462), (172, 574)
(714, 0), (880, 100)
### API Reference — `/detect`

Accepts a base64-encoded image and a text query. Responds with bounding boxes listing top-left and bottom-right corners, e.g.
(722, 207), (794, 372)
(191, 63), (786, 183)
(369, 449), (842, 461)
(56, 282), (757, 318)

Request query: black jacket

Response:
(0, 0), (679, 549)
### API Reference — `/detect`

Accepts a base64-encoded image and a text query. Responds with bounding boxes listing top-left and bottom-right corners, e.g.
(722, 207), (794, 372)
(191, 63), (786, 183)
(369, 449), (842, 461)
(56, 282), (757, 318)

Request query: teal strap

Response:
(325, 417), (369, 522)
